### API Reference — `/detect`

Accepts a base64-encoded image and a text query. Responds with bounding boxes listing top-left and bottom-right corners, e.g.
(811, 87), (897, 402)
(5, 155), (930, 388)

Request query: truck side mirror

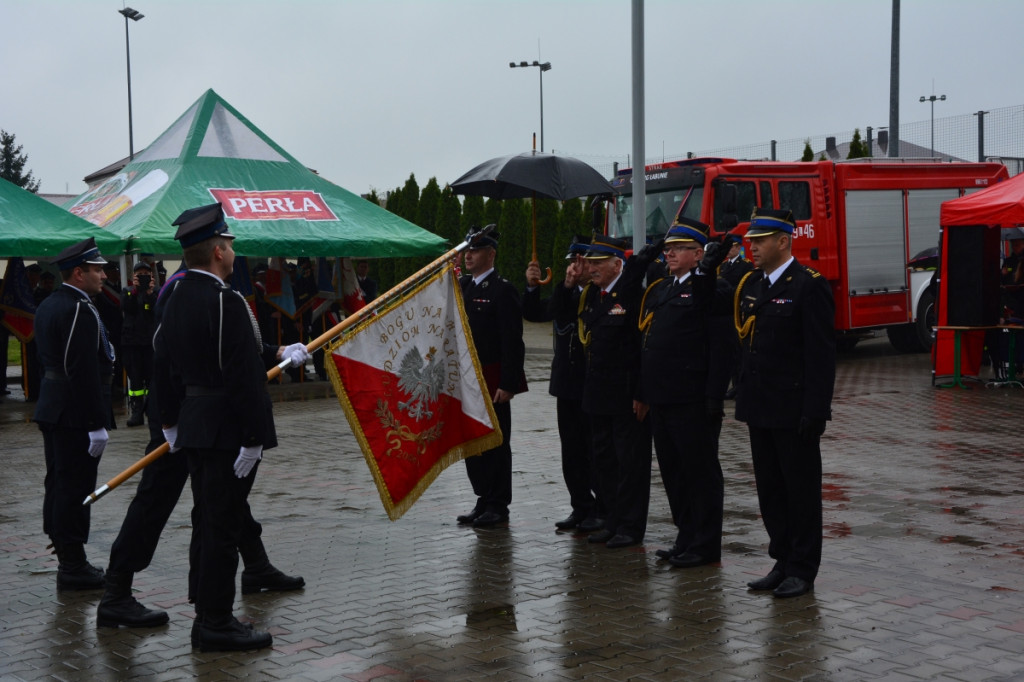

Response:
(719, 183), (739, 231)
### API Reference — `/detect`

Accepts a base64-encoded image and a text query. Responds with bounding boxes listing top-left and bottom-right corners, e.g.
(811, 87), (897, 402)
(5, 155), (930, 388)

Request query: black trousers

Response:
(588, 410), (651, 540)
(556, 397), (595, 519)
(40, 425), (99, 545)
(464, 399), (512, 516)
(747, 425), (823, 582)
(108, 398), (267, 579)
(122, 345), (153, 400)
(650, 403), (723, 559)
(186, 448), (257, 614)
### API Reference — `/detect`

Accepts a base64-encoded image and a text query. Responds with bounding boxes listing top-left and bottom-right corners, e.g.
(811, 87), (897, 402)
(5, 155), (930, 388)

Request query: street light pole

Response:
(509, 60), (552, 152)
(118, 7), (144, 160)
(919, 93), (945, 157)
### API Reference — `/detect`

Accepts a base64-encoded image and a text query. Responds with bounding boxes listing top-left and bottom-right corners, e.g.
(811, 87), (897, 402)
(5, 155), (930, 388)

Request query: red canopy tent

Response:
(934, 172), (1024, 383)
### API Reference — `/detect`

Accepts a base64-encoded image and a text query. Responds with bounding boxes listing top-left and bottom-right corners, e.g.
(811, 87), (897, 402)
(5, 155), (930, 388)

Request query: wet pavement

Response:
(2, 324), (1024, 680)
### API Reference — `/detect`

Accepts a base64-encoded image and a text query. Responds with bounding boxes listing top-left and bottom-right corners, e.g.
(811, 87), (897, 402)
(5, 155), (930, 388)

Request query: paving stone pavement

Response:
(2, 323), (1024, 681)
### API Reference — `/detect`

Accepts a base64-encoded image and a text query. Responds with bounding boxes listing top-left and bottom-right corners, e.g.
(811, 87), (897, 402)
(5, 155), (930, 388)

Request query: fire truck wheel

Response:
(913, 289), (937, 352)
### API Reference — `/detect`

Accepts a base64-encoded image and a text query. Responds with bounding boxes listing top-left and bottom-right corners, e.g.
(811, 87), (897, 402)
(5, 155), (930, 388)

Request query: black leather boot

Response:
(196, 611), (271, 652)
(240, 542), (304, 594)
(97, 572), (169, 628)
(54, 543), (105, 591)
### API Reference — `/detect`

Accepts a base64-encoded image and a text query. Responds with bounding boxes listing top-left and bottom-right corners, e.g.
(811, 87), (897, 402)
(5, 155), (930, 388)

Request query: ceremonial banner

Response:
(0, 258), (37, 342)
(325, 263), (501, 520)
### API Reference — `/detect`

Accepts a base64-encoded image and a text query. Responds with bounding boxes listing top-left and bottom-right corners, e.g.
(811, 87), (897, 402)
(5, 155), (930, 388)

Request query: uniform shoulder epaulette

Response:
(802, 265), (823, 278)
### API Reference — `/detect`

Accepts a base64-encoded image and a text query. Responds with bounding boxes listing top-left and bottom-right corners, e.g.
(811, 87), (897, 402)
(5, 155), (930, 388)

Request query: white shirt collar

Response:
(473, 267), (494, 286)
(764, 256), (795, 286)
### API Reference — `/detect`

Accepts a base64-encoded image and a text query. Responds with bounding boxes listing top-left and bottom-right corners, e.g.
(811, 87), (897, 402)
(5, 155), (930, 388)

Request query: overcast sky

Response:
(5, 0), (1024, 198)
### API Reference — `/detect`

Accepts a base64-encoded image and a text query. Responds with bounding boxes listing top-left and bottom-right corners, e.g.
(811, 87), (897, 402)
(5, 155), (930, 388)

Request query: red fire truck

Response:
(606, 158), (1009, 351)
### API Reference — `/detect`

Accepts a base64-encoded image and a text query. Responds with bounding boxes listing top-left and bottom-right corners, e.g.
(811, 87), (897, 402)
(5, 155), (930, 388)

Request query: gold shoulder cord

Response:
(734, 270), (757, 342)
(577, 282), (593, 348)
(637, 277), (665, 334)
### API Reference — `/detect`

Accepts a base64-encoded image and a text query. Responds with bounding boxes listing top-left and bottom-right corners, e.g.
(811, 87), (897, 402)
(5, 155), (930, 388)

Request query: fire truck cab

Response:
(607, 158), (1009, 351)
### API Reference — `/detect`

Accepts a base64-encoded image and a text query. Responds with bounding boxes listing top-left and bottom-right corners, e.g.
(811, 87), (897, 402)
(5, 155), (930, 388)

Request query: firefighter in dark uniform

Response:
(456, 229), (527, 528)
(97, 266), (308, 630)
(566, 235), (652, 549)
(120, 261), (158, 426)
(523, 236), (599, 531)
(33, 237), (115, 590)
(634, 218), (733, 567)
(734, 208), (835, 599)
(719, 234), (753, 398)
(154, 203), (284, 651)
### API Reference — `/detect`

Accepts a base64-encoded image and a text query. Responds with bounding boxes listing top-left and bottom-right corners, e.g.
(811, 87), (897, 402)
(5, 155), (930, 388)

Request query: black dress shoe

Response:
(654, 545), (683, 560)
(578, 517), (605, 533)
(668, 552), (717, 568)
(196, 616), (272, 652)
(456, 509), (482, 525)
(587, 529), (613, 544)
(773, 576), (812, 598)
(554, 514), (582, 530)
(747, 569), (786, 591)
(605, 534), (639, 549)
(472, 511), (509, 528)
(241, 564), (305, 594)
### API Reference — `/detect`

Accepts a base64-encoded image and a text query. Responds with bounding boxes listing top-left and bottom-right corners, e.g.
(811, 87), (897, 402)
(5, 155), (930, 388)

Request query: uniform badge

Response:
(608, 304), (626, 316)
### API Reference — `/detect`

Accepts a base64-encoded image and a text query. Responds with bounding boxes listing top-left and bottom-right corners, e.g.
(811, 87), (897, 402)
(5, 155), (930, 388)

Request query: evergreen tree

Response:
(461, 195), (486, 235)
(531, 197), (559, 285)
(496, 199), (529, 283)
(552, 198), (585, 284)
(801, 139), (814, 162)
(391, 174), (421, 284)
(435, 185), (463, 248)
(0, 130), (41, 192)
(847, 128), (869, 159)
(416, 178), (441, 234)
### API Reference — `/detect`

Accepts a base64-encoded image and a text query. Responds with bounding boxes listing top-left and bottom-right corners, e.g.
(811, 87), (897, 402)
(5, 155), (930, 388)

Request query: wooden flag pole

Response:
(83, 225), (493, 506)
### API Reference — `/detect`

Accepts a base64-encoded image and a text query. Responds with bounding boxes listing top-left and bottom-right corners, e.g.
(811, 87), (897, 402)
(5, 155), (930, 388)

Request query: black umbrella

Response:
(450, 152), (614, 284)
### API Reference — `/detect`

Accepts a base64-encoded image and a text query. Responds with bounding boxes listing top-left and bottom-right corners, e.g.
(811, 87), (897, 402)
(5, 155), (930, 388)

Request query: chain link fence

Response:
(555, 103), (1024, 179)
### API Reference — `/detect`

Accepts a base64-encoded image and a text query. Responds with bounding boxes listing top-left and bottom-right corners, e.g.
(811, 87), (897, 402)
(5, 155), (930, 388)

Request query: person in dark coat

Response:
(522, 236), (598, 531)
(120, 261), (158, 426)
(153, 203), (291, 651)
(718, 235), (754, 398)
(563, 235), (652, 549)
(33, 238), (115, 590)
(734, 208), (836, 599)
(97, 262), (308, 630)
(456, 229), (527, 528)
(634, 218), (733, 567)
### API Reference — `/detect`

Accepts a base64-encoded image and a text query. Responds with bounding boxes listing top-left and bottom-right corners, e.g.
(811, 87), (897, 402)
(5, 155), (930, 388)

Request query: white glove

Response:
(233, 445), (263, 478)
(87, 428), (109, 458)
(283, 342), (310, 368)
(162, 426), (181, 453)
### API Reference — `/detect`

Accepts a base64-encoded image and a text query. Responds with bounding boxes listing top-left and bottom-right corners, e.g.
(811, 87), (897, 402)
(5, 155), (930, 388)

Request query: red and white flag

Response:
(325, 262), (501, 520)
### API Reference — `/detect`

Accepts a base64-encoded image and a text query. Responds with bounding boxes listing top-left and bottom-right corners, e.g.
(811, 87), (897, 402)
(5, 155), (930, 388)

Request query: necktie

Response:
(761, 276), (771, 296)
(600, 289), (608, 299)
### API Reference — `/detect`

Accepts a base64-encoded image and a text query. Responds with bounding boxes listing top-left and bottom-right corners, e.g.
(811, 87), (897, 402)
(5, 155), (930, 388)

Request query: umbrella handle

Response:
(537, 266), (552, 285)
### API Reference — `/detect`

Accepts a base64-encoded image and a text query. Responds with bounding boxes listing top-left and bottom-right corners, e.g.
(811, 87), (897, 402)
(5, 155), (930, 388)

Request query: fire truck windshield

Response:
(607, 187), (705, 239)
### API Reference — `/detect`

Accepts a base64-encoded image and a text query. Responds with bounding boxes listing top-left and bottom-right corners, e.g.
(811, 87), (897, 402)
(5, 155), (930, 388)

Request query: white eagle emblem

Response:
(397, 346), (445, 421)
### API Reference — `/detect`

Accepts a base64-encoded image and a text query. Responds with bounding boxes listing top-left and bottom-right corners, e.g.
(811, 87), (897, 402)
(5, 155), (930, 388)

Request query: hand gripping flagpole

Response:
(84, 224), (495, 506)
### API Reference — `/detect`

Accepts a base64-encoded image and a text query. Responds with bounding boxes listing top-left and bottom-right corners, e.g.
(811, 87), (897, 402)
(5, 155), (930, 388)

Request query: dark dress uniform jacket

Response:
(33, 284), (113, 430)
(523, 284), (586, 401)
(155, 271), (276, 451)
(638, 271), (719, 406)
(575, 259), (645, 415)
(734, 260), (835, 428)
(460, 271), (526, 395)
(719, 256), (754, 287)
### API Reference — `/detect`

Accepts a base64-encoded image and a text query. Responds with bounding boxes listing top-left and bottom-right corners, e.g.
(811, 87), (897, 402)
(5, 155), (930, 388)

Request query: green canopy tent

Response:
(65, 89), (446, 259)
(0, 178), (125, 257)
